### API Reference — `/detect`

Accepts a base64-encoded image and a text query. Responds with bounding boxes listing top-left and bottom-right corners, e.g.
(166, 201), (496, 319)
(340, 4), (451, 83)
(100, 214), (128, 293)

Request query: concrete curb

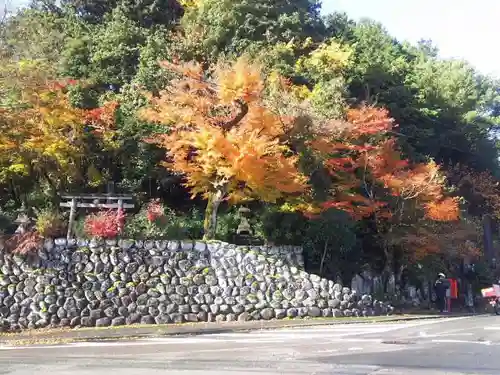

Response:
(0, 314), (480, 345)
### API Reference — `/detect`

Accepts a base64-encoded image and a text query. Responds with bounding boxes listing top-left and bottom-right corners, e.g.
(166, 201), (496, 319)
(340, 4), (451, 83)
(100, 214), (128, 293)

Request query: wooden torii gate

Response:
(60, 194), (134, 239)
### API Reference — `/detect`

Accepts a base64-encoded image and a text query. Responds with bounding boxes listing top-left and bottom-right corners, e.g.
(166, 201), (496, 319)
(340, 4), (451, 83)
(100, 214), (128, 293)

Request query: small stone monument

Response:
(14, 205), (32, 235)
(234, 206), (262, 245)
(236, 206), (252, 236)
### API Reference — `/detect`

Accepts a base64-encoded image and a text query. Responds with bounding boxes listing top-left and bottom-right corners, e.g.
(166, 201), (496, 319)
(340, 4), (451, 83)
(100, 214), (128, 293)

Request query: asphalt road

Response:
(2, 316), (500, 374)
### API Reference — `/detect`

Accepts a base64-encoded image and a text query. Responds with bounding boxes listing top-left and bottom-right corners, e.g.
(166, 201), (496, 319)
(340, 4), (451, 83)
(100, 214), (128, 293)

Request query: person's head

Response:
(438, 273), (446, 279)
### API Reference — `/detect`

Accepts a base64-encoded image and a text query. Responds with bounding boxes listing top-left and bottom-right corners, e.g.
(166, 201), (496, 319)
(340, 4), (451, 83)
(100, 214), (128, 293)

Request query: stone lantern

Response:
(14, 205), (32, 235)
(236, 206), (252, 236)
(235, 206), (262, 245)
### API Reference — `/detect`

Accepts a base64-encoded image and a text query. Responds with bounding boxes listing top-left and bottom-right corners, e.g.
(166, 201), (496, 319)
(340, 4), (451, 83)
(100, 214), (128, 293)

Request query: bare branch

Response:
(220, 99), (248, 132)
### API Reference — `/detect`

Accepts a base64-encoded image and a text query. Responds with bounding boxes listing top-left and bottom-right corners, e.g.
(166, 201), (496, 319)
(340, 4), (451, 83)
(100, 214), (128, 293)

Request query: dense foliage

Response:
(1, 0), (500, 288)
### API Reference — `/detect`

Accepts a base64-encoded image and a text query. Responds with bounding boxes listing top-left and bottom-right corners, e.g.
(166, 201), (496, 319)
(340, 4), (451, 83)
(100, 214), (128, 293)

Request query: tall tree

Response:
(0, 61), (119, 204)
(308, 106), (459, 274)
(0, 8), (67, 61)
(178, 0), (324, 62)
(55, 0), (183, 26)
(87, 9), (146, 87)
(140, 57), (309, 238)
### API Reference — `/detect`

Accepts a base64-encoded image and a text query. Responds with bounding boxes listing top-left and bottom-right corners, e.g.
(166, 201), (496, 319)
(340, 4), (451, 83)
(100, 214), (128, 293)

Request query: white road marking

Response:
(419, 331), (474, 338)
(0, 340), (171, 350)
(484, 326), (500, 331)
(431, 339), (492, 345)
(405, 317), (470, 326)
(191, 346), (278, 353)
(315, 349), (339, 354)
(0, 319), (468, 351)
(416, 321), (495, 339)
(348, 347), (363, 351)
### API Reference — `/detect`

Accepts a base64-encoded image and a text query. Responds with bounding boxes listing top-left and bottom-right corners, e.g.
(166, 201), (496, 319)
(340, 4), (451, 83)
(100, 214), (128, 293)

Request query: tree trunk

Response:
(203, 190), (224, 240)
(381, 243), (393, 293)
(8, 179), (20, 206)
(396, 265), (407, 295)
(41, 169), (60, 203)
(319, 239), (329, 277)
(483, 214), (494, 264)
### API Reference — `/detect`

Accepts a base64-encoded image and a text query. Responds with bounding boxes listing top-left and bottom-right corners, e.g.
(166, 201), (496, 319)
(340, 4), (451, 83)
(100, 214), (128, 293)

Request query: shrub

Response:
(5, 231), (43, 255)
(172, 207), (203, 239)
(123, 201), (203, 240)
(84, 209), (126, 239)
(260, 207), (307, 245)
(124, 200), (168, 239)
(72, 216), (90, 239)
(215, 208), (240, 242)
(34, 208), (66, 237)
(146, 199), (165, 223)
(0, 210), (15, 236)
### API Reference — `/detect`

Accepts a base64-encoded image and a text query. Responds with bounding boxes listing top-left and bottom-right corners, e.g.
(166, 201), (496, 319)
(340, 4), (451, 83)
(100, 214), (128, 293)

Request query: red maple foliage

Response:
(84, 209), (126, 239)
(146, 199), (165, 222)
(4, 231), (44, 255)
(84, 101), (119, 135)
(50, 79), (78, 90)
(309, 105), (459, 222)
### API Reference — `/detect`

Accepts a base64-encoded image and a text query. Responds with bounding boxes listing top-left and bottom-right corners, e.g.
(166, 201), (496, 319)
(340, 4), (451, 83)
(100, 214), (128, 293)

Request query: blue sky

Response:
(4, 0), (499, 79)
(322, 0), (500, 79)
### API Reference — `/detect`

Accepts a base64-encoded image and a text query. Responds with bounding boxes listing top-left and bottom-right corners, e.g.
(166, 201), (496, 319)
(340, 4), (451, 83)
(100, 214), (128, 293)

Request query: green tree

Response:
(88, 9), (146, 87)
(179, 0), (324, 62)
(323, 12), (356, 43)
(0, 8), (67, 61)
(401, 51), (500, 171)
(133, 28), (173, 93)
(56, 0), (183, 26)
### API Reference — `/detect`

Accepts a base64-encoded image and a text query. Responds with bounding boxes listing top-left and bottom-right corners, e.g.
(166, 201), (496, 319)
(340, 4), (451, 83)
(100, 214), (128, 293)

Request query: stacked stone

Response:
(0, 239), (393, 331)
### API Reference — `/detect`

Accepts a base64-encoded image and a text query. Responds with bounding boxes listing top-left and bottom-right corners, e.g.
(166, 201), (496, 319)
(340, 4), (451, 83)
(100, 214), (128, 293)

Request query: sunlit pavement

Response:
(1, 316), (500, 374)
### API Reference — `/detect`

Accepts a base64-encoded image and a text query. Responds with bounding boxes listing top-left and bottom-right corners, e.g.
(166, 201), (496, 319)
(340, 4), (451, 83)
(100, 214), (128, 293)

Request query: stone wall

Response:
(0, 239), (393, 331)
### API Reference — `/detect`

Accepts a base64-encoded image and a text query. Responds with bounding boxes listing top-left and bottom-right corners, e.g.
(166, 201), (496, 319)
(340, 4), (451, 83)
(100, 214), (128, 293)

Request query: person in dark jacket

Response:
(434, 273), (450, 313)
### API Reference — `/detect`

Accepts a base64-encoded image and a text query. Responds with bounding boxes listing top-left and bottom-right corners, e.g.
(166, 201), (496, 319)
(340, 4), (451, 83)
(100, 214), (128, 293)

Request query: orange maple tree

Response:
(305, 105), (461, 268)
(140, 57), (309, 239)
(0, 76), (119, 191)
(309, 105), (459, 221)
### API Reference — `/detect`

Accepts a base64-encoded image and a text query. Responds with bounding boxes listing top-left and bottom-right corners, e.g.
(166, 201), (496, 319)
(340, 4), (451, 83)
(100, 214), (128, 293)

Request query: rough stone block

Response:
(0, 239), (392, 332)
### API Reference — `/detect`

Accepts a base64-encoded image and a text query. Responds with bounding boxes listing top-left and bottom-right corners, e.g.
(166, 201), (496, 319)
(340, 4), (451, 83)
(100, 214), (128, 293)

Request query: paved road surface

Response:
(2, 316), (500, 374)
